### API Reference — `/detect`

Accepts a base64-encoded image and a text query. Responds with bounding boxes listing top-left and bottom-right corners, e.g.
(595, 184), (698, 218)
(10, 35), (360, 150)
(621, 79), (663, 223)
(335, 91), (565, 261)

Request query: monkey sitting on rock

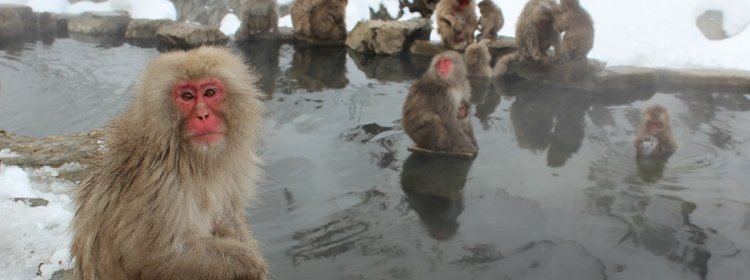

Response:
(552, 0), (594, 60)
(435, 0), (478, 50)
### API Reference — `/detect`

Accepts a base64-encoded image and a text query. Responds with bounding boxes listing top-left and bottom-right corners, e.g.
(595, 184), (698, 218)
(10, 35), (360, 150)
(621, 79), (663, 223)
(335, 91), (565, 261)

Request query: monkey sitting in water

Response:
(402, 51), (477, 155)
(634, 105), (677, 157)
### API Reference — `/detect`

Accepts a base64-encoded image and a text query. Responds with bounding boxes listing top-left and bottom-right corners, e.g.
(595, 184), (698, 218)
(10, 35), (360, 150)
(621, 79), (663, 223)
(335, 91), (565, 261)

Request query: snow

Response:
(0, 0), (749, 279)
(220, 13), (241, 36)
(0, 0), (177, 20)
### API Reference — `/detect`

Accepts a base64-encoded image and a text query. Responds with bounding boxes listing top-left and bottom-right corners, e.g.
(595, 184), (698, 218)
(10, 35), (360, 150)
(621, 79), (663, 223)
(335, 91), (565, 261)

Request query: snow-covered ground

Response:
(1, 0), (750, 279)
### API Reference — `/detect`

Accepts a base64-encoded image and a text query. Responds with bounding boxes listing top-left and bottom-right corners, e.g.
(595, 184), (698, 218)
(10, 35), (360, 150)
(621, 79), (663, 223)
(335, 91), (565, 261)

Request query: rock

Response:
(370, 4), (395, 21)
(654, 68), (750, 94)
(409, 39), (451, 56)
(0, 129), (103, 168)
(13, 197), (49, 207)
(50, 269), (74, 280)
(410, 37), (516, 57)
(346, 19), (431, 55)
(36, 12), (58, 36)
(0, 5), (25, 40)
(237, 26), (294, 43)
(125, 19), (174, 40)
(696, 10), (727, 40)
(348, 49), (425, 82)
(171, 0), (240, 26)
(56, 14), (71, 37)
(68, 11), (131, 36)
(156, 22), (229, 50)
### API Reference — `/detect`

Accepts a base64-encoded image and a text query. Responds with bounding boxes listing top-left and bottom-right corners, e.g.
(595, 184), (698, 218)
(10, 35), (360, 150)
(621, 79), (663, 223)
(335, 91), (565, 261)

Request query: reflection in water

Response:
(288, 44), (348, 92)
(636, 155), (670, 183)
(509, 81), (589, 167)
(585, 184), (714, 279)
(400, 153), (473, 240)
(474, 78), (505, 130)
(237, 40), (281, 97)
(348, 50), (425, 82)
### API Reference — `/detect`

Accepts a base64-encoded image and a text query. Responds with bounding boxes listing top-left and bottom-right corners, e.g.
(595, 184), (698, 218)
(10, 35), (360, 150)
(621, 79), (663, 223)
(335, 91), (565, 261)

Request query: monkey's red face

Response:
(646, 120), (663, 134)
(458, 0), (471, 9)
(436, 57), (453, 78)
(172, 77), (227, 146)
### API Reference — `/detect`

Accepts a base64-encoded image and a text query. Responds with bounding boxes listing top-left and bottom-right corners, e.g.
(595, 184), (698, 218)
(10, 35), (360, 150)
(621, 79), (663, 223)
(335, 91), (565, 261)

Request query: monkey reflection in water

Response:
(401, 153), (474, 240)
(288, 45), (349, 92)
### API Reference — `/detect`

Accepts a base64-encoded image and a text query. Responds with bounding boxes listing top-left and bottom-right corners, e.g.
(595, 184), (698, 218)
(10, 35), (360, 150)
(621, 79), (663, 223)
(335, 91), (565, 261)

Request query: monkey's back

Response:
(402, 79), (455, 148)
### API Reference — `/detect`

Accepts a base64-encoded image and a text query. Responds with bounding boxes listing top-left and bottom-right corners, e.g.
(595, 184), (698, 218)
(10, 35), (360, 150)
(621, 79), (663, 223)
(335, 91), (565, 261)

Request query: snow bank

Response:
(0, 0), (177, 20)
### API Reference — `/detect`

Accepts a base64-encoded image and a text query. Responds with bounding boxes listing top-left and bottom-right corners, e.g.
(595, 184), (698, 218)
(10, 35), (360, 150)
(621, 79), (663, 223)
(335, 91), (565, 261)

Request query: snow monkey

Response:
(552, 0), (594, 59)
(70, 47), (268, 280)
(435, 0), (478, 50)
(635, 105), (677, 157)
(237, 0), (279, 40)
(402, 51), (478, 154)
(515, 0), (561, 61)
(464, 41), (493, 78)
(477, 0), (504, 40)
(290, 0), (348, 42)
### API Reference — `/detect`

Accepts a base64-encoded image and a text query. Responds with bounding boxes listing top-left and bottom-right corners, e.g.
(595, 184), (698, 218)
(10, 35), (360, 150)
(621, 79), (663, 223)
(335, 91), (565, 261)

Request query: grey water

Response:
(1, 39), (750, 280)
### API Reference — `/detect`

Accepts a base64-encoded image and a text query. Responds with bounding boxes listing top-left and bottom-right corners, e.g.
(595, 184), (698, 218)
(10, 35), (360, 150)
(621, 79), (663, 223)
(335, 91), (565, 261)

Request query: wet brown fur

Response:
(552, 0), (594, 59)
(291, 0), (348, 42)
(634, 105), (677, 157)
(402, 51), (477, 154)
(515, 0), (560, 61)
(70, 47), (268, 280)
(464, 41), (492, 78)
(477, 0), (503, 40)
(435, 0), (478, 50)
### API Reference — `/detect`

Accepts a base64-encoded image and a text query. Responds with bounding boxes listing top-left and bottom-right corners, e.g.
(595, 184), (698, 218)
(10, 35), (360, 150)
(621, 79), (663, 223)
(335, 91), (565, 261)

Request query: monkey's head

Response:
(430, 51), (468, 85)
(477, 0), (493, 13)
(641, 105), (670, 135)
(134, 47), (263, 154)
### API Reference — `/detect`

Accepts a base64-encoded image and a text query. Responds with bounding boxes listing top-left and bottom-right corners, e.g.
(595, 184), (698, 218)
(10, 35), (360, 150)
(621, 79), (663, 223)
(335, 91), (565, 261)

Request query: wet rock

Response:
(125, 19), (174, 40)
(68, 12), (131, 36)
(172, 0), (240, 26)
(50, 269), (74, 280)
(0, 129), (103, 168)
(13, 197), (49, 207)
(346, 19), (431, 55)
(56, 14), (71, 38)
(696, 10), (727, 40)
(237, 26), (294, 43)
(157, 22), (229, 50)
(348, 49), (425, 82)
(654, 68), (750, 93)
(370, 4), (395, 21)
(409, 37), (516, 57)
(0, 5), (25, 40)
(36, 12), (58, 37)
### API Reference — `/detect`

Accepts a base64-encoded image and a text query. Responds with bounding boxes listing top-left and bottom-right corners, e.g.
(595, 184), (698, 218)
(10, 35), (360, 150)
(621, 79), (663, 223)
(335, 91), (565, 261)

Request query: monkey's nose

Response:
(197, 111), (210, 120)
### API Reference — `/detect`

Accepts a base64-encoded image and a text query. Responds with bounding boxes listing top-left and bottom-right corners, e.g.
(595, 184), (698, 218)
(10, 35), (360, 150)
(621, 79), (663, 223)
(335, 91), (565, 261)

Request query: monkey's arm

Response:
(140, 238), (267, 280)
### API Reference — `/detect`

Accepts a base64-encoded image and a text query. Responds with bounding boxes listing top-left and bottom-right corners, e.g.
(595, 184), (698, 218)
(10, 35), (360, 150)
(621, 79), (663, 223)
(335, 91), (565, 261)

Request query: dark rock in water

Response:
(156, 22), (229, 50)
(346, 19), (431, 55)
(36, 12), (58, 41)
(409, 37), (516, 58)
(348, 49), (425, 82)
(125, 19), (174, 40)
(13, 197), (49, 207)
(236, 26), (295, 43)
(696, 10), (727, 40)
(68, 12), (131, 36)
(0, 5), (25, 41)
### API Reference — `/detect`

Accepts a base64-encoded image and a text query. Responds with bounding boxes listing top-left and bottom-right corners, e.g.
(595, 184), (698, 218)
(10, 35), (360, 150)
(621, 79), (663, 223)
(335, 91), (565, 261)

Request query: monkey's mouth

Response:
(189, 131), (225, 145)
(646, 121), (663, 132)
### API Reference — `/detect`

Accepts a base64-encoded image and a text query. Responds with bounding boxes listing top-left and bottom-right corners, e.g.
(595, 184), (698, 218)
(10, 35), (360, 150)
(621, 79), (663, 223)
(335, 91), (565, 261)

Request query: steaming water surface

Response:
(1, 39), (749, 280)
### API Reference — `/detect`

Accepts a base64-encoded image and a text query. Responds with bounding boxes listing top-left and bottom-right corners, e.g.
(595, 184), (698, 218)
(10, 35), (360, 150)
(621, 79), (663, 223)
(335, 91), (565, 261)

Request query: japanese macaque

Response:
(515, 0), (560, 61)
(435, 0), (478, 50)
(402, 51), (477, 154)
(552, 0), (594, 59)
(635, 105), (677, 157)
(491, 51), (517, 76)
(477, 0), (504, 40)
(71, 47), (268, 280)
(236, 0), (279, 40)
(464, 41), (492, 78)
(290, 0), (348, 42)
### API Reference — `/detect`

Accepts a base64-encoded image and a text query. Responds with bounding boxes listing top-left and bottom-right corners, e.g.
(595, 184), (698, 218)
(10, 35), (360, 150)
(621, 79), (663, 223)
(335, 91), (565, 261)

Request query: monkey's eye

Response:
(180, 91), (194, 100)
(205, 89), (216, 97)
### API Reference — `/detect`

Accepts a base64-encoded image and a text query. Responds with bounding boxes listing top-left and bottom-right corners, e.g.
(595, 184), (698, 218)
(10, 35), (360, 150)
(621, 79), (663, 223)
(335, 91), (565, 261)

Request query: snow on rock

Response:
(695, 0), (750, 36)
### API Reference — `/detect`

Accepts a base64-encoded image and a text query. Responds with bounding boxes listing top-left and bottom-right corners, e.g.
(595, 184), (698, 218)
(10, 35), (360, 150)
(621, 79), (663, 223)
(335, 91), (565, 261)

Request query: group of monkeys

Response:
(64, 1), (676, 279)
(435, 0), (594, 60)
